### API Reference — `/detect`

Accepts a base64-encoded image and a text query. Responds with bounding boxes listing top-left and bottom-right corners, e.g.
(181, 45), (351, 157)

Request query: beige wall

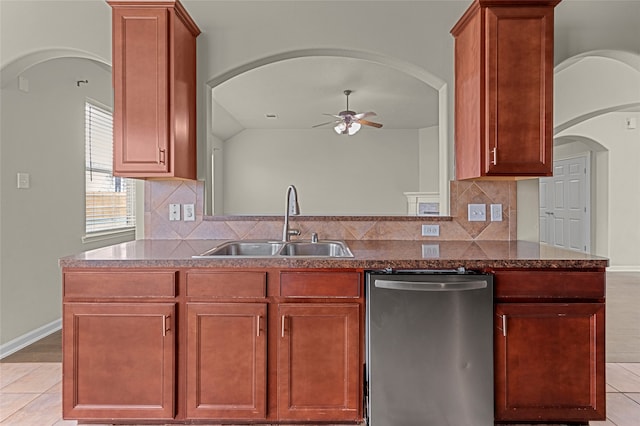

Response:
(222, 128), (421, 215)
(518, 52), (640, 271)
(0, 58), (134, 348)
(555, 53), (640, 270)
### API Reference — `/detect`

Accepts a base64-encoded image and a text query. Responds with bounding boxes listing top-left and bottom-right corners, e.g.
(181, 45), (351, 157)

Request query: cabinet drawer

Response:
(64, 271), (177, 298)
(280, 272), (361, 298)
(494, 270), (605, 300)
(186, 271), (266, 298)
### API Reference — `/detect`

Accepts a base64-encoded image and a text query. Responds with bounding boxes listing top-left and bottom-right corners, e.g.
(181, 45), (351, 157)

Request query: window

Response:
(85, 101), (135, 234)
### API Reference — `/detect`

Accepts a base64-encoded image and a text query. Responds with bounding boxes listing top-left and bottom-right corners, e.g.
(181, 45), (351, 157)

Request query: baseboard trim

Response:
(0, 319), (62, 360)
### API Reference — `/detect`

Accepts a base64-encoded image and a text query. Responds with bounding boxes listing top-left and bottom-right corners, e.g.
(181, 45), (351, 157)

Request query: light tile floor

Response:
(1, 362), (639, 425)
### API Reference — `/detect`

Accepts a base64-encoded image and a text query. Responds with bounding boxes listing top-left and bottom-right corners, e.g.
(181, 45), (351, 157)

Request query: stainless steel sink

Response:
(195, 240), (284, 257)
(279, 241), (353, 257)
(193, 240), (353, 258)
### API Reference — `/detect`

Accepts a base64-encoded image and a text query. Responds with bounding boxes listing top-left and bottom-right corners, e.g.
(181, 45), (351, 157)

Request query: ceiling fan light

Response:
(334, 122), (347, 134)
(347, 122), (361, 135)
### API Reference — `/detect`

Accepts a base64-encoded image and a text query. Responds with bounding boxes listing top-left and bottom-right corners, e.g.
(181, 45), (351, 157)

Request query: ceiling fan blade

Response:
(359, 119), (383, 128)
(312, 120), (339, 128)
(354, 111), (377, 120)
(323, 113), (344, 119)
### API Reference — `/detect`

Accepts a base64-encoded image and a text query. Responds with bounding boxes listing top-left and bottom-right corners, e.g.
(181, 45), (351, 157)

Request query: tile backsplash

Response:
(144, 180), (516, 241)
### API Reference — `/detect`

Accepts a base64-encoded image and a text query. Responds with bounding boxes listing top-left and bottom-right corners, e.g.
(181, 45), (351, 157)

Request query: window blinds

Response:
(85, 101), (136, 234)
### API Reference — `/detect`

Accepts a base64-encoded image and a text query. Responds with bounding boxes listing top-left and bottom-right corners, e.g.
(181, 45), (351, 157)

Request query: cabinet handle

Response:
(281, 315), (286, 338)
(491, 147), (497, 166)
(159, 148), (166, 165)
(257, 315), (261, 337)
(502, 314), (507, 337)
(162, 315), (170, 337)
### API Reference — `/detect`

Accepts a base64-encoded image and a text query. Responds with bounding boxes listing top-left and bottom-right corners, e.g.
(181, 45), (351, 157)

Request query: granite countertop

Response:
(59, 239), (609, 270)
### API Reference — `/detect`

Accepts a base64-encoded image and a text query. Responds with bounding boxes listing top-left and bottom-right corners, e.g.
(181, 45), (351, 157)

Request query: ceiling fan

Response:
(313, 89), (383, 135)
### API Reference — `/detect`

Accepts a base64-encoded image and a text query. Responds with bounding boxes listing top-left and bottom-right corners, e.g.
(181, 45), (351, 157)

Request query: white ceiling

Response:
(185, 0), (640, 140)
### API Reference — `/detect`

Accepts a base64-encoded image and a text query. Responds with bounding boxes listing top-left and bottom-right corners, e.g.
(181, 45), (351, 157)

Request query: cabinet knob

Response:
(159, 148), (166, 165)
(491, 147), (498, 166)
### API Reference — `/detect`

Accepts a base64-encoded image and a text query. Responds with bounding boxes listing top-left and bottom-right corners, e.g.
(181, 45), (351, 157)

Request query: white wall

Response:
(0, 0), (111, 69)
(517, 52), (640, 270)
(418, 126), (440, 193)
(556, 112), (640, 270)
(0, 57), (136, 347)
(223, 129), (419, 215)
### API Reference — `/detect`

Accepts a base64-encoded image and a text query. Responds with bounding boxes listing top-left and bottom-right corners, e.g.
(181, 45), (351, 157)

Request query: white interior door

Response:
(539, 154), (591, 252)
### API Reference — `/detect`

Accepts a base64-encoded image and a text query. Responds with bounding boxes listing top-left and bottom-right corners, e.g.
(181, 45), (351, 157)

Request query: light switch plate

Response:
(468, 204), (486, 221)
(17, 172), (30, 189)
(183, 204), (195, 221)
(491, 204), (503, 221)
(169, 204), (181, 221)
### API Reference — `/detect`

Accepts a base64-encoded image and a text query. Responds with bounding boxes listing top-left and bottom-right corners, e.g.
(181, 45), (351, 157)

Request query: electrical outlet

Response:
(422, 224), (440, 236)
(169, 204), (181, 221)
(491, 204), (503, 221)
(422, 244), (440, 258)
(183, 204), (195, 221)
(468, 204), (486, 221)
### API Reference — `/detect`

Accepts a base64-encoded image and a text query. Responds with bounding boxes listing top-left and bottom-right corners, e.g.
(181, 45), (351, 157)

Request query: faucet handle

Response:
(311, 232), (318, 243)
(288, 229), (301, 238)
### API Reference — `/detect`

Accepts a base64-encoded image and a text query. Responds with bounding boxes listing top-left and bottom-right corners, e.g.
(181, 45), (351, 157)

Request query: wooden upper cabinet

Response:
(451, 0), (560, 180)
(109, 0), (200, 179)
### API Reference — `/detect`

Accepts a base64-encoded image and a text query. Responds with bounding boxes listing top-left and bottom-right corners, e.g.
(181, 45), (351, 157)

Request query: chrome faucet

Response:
(282, 185), (301, 242)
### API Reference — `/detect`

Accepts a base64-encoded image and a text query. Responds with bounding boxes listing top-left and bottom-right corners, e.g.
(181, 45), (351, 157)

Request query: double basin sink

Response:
(193, 240), (354, 258)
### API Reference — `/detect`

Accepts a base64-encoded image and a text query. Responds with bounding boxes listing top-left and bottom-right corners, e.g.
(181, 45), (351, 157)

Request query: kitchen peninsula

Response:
(60, 239), (607, 424)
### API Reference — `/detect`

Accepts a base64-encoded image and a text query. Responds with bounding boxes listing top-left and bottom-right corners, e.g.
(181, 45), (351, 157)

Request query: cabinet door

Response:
(112, 6), (170, 175)
(278, 303), (360, 421)
(186, 303), (267, 419)
(484, 6), (554, 176)
(63, 303), (175, 420)
(495, 303), (605, 422)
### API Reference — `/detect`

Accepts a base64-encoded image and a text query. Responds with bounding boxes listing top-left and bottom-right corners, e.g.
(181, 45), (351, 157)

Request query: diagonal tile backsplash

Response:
(145, 180), (517, 241)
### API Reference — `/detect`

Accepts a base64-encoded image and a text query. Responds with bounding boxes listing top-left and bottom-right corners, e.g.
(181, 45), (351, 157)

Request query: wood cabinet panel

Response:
(451, 0), (559, 179)
(63, 302), (175, 420)
(495, 303), (605, 422)
(494, 270), (605, 300)
(186, 303), (267, 419)
(280, 271), (361, 298)
(64, 270), (177, 299)
(109, 0), (199, 179)
(186, 271), (266, 298)
(277, 303), (360, 421)
(112, 6), (169, 175)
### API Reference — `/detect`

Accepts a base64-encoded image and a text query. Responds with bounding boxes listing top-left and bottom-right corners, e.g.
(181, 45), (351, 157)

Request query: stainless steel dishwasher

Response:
(366, 269), (493, 426)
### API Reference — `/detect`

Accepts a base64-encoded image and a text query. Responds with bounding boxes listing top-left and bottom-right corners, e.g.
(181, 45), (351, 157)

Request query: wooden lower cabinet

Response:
(186, 302), (267, 419)
(277, 303), (361, 421)
(495, 302), (606, 422)
(62, 302), (176, 420)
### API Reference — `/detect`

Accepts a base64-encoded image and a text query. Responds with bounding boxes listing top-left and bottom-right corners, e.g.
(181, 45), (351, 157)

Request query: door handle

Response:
(374, 279), (487, 292)
(281, 315), (286, 338)
(162, 315), (170, 336)
(257, 315), (261, 337)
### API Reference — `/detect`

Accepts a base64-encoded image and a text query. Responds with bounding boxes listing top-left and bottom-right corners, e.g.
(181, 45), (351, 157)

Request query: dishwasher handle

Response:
(374, 279), (488, 292)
